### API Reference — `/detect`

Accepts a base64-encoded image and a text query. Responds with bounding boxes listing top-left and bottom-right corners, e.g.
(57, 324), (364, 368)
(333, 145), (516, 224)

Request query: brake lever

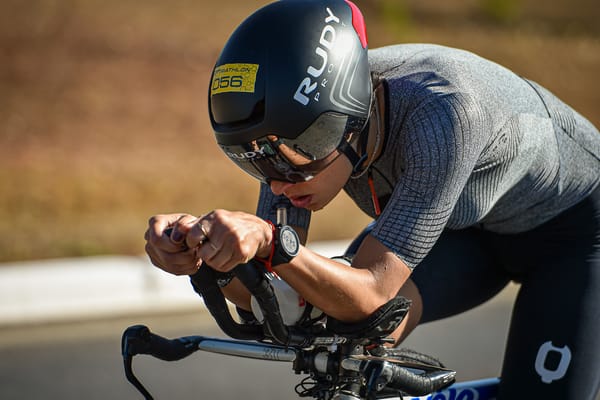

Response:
(121, 325), (156, 400)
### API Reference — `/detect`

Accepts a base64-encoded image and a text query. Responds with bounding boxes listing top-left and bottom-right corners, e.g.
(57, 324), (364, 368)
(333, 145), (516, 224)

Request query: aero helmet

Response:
(209, 0), (372, 183)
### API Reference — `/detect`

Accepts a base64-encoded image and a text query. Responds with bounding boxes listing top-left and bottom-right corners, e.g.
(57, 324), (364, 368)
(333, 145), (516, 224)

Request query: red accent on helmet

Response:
(344, 0), (368, 48)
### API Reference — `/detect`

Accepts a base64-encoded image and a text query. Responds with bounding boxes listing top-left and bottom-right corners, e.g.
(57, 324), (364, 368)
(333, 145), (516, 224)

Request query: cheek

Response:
(326, 156), (352, 188)
(312, 160), (351, 208)
(311, 184), (342, 211)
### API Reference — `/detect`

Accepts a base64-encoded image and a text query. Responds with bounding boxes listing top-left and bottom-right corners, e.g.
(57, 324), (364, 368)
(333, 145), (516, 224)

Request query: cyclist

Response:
(144, 1), (600, 398)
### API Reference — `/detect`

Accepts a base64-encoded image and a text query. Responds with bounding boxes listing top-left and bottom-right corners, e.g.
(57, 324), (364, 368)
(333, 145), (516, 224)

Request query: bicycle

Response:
(122, 213), (500, 400)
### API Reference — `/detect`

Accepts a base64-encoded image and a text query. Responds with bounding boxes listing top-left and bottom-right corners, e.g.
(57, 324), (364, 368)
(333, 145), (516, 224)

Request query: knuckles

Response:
(146, 210), (265, 274)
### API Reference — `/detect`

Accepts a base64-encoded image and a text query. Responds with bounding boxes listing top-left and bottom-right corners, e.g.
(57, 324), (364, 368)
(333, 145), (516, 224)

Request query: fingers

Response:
(145, 213), (202, 275)
(190, 210), (266, 272)
(184, 218), (210, 249)
(145, 242), (200, 276)
(197, 239), (251, 273)
(146, 213), (190, 252)
(185, 218), (232, 269)
(145, 209), (272, 275)
(169, 214), (199, 246)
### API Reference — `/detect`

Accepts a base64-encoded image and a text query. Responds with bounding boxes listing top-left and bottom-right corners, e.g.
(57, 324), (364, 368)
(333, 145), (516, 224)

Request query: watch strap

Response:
(254, 220), (278, 274)
(255, 220), (299, 270)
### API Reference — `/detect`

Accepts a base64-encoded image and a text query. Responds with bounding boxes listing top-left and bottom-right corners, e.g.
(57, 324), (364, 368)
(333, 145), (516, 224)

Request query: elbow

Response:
(328, 294), (392, 323)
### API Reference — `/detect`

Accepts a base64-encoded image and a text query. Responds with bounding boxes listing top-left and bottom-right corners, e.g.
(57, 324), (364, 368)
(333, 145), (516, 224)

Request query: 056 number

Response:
(212, 75), (243, 90)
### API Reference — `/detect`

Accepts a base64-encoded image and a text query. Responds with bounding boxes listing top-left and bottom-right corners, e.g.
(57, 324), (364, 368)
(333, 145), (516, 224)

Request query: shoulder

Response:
(368, 44), (482, 74)
(368, 44), (516, 98)
(370, 45), (494, 134)
(369, 44), (472, 102)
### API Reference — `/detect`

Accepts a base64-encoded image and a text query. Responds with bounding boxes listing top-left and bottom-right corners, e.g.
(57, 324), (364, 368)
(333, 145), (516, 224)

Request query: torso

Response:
(258, 44), (600, 269)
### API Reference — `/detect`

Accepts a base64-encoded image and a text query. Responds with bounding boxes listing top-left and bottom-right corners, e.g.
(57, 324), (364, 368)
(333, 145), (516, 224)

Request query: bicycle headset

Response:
(208, 0), (372, 183)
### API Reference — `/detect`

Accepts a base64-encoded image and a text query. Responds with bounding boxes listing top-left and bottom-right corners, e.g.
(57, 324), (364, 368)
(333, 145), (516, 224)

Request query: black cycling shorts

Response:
(411, 186), (600, 399)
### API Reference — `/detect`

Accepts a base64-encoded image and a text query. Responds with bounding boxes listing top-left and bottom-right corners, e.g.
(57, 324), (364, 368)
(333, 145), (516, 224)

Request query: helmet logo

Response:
(225, 146), (267, 160)
(293, 7), (340, 106)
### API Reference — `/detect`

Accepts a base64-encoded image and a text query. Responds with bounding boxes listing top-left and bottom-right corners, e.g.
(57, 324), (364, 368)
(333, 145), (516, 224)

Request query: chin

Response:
(309, 200), (331, 212)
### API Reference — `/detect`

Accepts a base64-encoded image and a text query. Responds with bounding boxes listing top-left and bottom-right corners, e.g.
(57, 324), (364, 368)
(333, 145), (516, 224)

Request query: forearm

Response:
(218, 248), (393, 319)
(275, 246), (404, 322)
(219, 231), (411, 325)
(220, 244), (421, 344)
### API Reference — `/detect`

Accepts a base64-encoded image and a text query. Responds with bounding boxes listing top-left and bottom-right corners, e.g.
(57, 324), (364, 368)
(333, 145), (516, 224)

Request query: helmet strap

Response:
(350, 89), (385, 179)
(338, 83), (386, 179)
(338, 138), (364, 175)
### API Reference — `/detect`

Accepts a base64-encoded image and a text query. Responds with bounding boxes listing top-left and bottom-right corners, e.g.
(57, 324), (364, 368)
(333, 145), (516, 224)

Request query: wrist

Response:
(255, 220), (300, 269)
(256, 220), (274, 259)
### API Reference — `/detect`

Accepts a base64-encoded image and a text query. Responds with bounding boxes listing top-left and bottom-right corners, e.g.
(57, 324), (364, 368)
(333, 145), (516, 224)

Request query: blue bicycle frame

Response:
(408, 377), (499, 400)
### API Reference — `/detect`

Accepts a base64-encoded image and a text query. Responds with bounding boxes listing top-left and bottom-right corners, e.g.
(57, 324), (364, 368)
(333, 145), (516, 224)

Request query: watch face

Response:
(279, 226), (300, 256)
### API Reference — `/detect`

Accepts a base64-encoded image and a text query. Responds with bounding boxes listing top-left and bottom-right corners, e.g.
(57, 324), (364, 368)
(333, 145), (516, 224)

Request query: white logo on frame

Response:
(534, 341), (571, 384)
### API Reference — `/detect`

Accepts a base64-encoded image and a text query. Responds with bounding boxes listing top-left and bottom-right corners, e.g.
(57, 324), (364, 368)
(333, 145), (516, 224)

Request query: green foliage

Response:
(379, 0), (413, 40)
(479, 0), (521, 24)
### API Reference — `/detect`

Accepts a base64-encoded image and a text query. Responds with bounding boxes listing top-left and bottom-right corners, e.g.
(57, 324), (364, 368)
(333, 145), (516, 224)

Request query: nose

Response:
(269, 180), (295, 196)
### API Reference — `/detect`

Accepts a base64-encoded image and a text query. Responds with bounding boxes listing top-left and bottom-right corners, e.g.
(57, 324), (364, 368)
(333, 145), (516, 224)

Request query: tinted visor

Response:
(219, 112), (366, 183)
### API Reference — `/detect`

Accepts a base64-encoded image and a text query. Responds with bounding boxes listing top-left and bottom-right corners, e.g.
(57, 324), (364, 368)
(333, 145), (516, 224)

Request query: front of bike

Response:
(121, 248), (457, 400)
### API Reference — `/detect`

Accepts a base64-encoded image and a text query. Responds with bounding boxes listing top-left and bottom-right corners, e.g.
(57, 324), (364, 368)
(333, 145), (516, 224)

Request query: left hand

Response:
(144, 213), (200, 276)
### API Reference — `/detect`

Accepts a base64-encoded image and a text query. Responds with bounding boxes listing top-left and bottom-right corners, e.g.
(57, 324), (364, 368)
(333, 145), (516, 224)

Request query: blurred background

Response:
(0, 1), (599, 398)
(1, 0), (598, 262)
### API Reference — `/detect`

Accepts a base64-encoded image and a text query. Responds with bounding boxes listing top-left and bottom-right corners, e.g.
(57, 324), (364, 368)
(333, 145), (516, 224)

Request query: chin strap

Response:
(338, 123), (382, 217)
(356, 94), (387, 216)
(337, 120), (370, 178)
(338, 125), (367, 173)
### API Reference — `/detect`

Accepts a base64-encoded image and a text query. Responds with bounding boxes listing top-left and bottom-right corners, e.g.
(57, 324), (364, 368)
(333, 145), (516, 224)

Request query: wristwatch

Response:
(271, 224), (300, 266)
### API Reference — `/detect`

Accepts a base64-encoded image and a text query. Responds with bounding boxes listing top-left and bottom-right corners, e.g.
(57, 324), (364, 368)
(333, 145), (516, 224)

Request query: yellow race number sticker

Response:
(211, 63), (259, 95)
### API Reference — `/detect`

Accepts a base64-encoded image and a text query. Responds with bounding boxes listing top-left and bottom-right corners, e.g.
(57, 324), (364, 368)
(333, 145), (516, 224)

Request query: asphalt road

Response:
(0, 285), (519, 400)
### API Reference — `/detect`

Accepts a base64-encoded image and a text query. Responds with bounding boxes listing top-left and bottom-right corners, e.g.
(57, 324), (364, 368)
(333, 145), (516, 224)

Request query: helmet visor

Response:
(219, 112), (366, 183)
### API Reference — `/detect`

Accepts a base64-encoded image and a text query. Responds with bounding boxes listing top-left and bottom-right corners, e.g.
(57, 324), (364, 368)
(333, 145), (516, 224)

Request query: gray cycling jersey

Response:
(257, 44), (600, 269)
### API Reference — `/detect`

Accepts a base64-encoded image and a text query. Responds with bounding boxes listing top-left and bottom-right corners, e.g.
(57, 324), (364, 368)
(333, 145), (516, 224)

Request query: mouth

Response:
(289, 194), (313, 209)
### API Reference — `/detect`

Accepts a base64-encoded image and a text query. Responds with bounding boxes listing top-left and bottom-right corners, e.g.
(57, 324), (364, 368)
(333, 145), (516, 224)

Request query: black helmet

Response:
(209, 0), (372, 183)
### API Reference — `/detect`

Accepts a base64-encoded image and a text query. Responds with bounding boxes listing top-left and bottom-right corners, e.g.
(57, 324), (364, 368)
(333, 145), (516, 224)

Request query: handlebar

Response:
(121, 325), (200, 400)
(341, 357), (456, 396)
(190, 260), (313, 347)
(189, 262), (265, 340)
(122, 325), (456, 400)
(124, 216), (456, 399)
(122, 325), (198, 361)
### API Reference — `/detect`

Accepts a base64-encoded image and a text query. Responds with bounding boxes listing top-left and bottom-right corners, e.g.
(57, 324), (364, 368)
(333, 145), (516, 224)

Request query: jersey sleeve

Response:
(372, 91), (490, 269)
